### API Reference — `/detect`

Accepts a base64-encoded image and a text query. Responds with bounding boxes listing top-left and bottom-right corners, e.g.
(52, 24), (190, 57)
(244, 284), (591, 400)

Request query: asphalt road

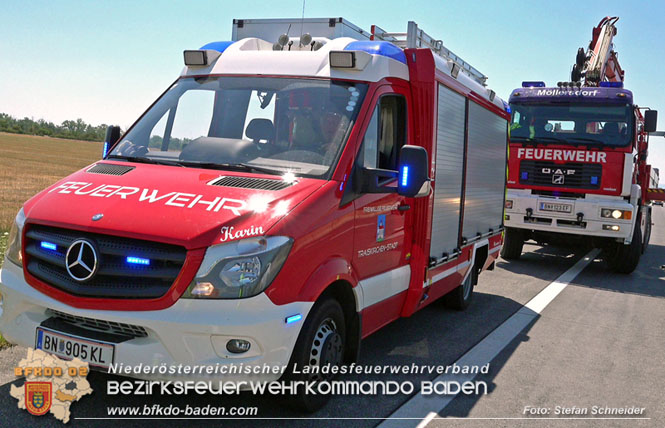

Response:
(1, 207), (664, 427)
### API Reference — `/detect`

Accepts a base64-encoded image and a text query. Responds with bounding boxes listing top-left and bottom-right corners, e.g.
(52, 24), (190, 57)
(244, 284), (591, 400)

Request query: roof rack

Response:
(371, 21), (488, 86)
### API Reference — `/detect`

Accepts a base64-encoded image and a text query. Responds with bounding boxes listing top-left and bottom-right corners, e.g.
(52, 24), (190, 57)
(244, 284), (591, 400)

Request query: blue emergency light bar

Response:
(522, 81), (546, 88)
(599, 81), (624, 88)
(126, 256), (150, 266)
(40, 241), (57, 251)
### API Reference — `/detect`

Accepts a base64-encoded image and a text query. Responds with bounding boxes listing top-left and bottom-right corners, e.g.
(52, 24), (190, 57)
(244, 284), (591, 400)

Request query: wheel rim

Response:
(308, 318), (343, 382)
(462, 273), (473, 300)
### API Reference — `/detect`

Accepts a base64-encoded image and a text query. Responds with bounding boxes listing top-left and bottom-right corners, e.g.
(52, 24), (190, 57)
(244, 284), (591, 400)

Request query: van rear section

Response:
(0, 18), (508, 410)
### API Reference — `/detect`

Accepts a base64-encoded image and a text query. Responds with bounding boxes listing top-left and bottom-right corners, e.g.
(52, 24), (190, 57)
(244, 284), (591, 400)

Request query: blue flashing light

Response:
(599, 81), (624, 88)
(102, 141), (109, 158)
(199, 41), (234, 54)
(286, 314), (302, 324)
(521, 171), (529, 180)
(522, 81), (546, 88)
(40, 241), (57, 251)
(344, 41), (407, 64)
(126, 256), (150, 266)
(590, 176), (599, 185)
(401, 165), (410, 187)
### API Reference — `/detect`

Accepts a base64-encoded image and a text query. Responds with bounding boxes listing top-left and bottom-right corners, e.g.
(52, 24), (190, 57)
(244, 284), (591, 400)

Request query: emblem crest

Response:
(25, 382), (52, 416)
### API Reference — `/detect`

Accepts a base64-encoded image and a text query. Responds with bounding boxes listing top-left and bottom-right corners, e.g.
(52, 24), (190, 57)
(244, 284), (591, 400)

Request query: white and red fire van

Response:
(1, 18), (508, 408)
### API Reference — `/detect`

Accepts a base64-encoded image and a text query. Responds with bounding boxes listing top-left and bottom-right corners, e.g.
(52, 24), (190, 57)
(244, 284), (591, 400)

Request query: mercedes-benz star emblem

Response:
(65, 240), (98, 282)
(92, 213), (103, 221)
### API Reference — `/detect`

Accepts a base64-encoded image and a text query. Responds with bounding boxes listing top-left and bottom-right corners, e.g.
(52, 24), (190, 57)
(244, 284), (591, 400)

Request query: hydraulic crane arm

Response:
(571, 16), (624, 86)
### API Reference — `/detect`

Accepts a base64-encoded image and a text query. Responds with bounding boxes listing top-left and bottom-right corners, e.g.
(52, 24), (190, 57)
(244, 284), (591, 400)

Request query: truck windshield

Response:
(109, 76), (368, 178)
(509, 103), (634, 147)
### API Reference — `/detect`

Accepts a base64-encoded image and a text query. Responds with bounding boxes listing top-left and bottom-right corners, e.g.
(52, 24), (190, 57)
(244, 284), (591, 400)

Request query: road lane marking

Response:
(379, 248), (601, 428)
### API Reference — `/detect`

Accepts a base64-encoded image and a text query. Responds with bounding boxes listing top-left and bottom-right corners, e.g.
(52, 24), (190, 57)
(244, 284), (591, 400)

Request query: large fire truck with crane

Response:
(503, 16), (662, 273)
(0, 18), (509, 410)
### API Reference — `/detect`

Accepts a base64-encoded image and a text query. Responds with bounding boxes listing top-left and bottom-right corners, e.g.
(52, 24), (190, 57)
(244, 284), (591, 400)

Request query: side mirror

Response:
(103, 125), (121, 157)
(397, 145), (430, 198)
(644, 110), (658, 133)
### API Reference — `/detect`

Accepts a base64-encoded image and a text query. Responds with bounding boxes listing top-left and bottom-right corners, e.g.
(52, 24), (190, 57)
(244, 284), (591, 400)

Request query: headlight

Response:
(5, 208), (26, 267)
(600, 208), (632, 220)
(183, 236), (293, 299)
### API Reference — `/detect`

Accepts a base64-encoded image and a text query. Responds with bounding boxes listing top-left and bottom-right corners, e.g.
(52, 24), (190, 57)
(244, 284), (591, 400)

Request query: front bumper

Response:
(0, 262), (311, 384)
(504, 191), (635, 243)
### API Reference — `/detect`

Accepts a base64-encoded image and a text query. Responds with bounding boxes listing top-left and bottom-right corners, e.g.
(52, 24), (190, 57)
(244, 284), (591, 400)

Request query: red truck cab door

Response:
(352, 85), (414, 336)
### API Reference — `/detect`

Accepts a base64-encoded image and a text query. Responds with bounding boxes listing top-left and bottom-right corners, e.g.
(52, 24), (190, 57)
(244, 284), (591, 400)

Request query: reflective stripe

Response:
(354, 265), (411, 311)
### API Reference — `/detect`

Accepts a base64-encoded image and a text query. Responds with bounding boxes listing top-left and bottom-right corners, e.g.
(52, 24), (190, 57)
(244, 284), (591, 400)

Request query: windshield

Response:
(109, 77), (368, 178)
(509, 103), (634, 147)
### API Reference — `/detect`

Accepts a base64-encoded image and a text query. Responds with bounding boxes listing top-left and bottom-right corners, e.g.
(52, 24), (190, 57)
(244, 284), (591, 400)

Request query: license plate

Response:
(35, 327), (115, 368)
(539, 202), (573, 213)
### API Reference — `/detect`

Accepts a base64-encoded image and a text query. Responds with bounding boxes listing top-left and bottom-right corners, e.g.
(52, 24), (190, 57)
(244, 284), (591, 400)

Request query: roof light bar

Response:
(522, 81), (546, 88)
(599, 81), (624, 88)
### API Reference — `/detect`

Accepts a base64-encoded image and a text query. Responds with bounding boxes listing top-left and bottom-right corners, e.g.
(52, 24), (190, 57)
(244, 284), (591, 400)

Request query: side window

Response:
(360, 94), (407, 170)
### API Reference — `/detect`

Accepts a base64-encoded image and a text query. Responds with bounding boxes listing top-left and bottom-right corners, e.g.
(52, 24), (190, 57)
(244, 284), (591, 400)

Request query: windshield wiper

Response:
(567, 137), (605, 145)
(106, 155), (184, 166)
(238, 163), (289, 176)
(167, 161), (283, 176)
(510, 136), (568, 145)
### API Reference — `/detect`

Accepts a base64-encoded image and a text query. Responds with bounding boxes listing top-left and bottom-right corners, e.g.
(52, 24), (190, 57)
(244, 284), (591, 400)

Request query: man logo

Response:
(25, 382), (52, 416)
(552, 174), (565, 185)
(65, 240), (98, 281)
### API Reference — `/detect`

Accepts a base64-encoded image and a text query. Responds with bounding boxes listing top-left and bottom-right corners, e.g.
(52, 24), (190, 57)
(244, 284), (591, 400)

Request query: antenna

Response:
(299, 0), (307, 44)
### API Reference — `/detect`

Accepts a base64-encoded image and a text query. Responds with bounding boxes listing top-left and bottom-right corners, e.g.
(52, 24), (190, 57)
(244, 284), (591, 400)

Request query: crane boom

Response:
(571, 16), (625, 86)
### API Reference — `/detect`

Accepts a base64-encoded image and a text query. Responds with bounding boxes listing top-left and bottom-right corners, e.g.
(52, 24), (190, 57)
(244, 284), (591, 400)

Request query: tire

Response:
(444, 268), (474, 310)
(283, 298), (345, 412)
(501, 227), (524, 260)
(609, 220), (642, 274)
(642, 210), (652, 254)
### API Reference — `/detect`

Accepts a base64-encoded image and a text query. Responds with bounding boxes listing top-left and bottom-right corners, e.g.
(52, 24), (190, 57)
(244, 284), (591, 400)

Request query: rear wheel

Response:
(607, 220), (642, 274)
(642, 210), (652, 254)
(444, 268), (474, 310)
(501, 227), (524, 260)
(283, 298), (346, 412)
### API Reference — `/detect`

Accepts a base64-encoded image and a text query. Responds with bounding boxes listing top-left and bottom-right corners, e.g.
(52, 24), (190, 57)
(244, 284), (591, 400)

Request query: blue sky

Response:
(1, 0), (664, 181)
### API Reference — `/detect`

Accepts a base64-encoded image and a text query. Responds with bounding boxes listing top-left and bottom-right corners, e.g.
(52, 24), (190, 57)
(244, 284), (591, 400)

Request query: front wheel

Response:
(501, 227), (524, 260)
(283, 298), (346, 412)
(607, 220), (642, 274)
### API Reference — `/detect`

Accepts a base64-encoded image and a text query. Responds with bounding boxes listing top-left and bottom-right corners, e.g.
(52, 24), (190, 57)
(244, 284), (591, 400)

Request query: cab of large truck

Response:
(503, 81), (658, 273)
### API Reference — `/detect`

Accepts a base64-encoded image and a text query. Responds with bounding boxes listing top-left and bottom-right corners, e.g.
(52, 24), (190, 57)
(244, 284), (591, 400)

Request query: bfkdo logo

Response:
(10, 348), (93, 423)
(26, 382), (53, 416)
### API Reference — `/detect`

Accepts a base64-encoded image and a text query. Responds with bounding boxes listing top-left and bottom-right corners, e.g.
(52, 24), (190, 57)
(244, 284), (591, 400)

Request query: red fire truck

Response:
(503, 17), (662, 273)
(1, 18), (508, 409)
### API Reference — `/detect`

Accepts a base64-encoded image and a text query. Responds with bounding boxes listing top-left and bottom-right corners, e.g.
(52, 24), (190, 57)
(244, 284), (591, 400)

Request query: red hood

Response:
(23, 161), (325, 249)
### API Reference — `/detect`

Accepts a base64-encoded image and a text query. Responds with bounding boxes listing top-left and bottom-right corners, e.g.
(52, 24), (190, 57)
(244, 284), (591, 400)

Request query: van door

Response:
(352, 87), (413, 323)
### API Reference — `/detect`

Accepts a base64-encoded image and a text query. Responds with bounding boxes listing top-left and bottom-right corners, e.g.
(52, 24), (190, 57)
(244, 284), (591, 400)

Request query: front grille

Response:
(25, 225), (186, 299)
(519, 161), (602, 189)
(87, 163), (135, 176)
(209, 175), (293, 191)
(47, 309), (148, 338)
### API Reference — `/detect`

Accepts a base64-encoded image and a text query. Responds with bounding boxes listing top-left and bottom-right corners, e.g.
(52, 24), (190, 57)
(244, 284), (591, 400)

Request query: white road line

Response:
(378, 248), (601, 428)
